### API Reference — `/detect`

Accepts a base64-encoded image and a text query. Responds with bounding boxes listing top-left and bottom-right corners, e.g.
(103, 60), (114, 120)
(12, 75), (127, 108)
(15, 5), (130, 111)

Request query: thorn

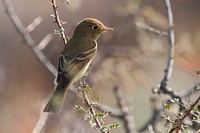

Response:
(49, 2), (53, 5)
(50, 14), (55, 18)
(61, 21), (67, 25)
(66, 0), (70, 4)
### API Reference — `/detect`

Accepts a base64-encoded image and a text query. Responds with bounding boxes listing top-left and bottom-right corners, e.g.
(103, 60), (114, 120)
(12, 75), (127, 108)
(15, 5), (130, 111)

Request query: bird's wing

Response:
(56, 44), (96, 82)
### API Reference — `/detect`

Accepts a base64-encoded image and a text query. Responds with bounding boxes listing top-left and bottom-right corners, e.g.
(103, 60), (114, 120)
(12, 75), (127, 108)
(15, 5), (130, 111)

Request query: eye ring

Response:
(92, 25), (99, 31)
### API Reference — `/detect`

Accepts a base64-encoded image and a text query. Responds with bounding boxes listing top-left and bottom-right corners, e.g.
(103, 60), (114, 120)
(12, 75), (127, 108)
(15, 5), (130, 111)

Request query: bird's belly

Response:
(74, 60), (92, 81)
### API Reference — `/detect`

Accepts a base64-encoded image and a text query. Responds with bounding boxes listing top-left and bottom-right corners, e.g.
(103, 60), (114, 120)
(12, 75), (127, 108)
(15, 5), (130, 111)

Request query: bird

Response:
(43, 18), (113, 113)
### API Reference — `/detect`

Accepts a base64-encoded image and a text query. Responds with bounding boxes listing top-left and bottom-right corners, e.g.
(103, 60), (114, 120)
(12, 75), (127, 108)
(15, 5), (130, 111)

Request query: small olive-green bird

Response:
(43, 18), (113, 113)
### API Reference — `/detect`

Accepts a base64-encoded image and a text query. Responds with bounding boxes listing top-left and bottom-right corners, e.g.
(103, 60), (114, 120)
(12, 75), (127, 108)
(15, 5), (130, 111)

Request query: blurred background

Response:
(0, 0), (200, 133)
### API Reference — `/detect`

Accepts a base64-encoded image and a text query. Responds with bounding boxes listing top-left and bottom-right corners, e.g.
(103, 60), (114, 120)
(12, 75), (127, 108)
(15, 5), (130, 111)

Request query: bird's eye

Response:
(92, 25), (99, 30)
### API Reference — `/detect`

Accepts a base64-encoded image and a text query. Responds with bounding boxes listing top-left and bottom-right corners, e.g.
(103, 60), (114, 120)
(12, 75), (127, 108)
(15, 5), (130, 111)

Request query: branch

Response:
(26, 16), (43, 32)
(160, 0), (175, 93)
(67, 84), (123, 118)
(113, 86), (136, 133)
(2, 1), (56, 132)
(79, 81), (111, 133)
(137, 22), (168, 36)
(2, 0), (58, 132)
(93, 103), (123, 118)
(50, 0), (67, 45)
(169, 95), (200, 133)
(81, 89), (107, 133)
(2, 0), (57, 77)
(38, 33), (54, 50)
(153, 0), (176, 99)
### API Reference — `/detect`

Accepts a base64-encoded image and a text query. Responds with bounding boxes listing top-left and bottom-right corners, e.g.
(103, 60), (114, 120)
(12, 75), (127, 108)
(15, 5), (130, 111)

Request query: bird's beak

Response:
(102, 27), (113, 32)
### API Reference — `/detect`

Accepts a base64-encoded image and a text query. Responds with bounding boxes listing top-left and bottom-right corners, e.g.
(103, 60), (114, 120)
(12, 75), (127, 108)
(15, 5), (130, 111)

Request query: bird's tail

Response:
(43, 77), (71, 113)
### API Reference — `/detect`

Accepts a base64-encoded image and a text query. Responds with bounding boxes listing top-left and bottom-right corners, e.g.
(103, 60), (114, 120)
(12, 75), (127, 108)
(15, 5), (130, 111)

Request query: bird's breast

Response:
(74, 60), (92, 81)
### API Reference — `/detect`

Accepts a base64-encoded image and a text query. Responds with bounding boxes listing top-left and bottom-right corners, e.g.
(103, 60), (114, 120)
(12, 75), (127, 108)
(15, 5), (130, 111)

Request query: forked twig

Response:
(152, 0), (177, 99)
(169, 95), (200, 133)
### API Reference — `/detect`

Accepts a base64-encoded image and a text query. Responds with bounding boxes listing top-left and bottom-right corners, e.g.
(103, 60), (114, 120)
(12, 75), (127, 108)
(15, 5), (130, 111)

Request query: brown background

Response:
(0, 0), (200, 133)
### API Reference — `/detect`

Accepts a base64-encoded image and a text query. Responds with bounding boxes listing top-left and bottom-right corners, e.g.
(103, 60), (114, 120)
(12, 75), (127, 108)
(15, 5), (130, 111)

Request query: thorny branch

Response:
(81, 88), (107, 133)
(169, 95), (200, 133)
(93, 103), (122, 117)
(50, 0), (67, 45)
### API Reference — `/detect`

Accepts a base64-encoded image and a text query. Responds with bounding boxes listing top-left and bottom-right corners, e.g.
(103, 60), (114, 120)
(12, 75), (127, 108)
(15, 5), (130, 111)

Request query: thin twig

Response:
(81, 89), (106, 132)
(151, 0), (176, 99)
(2, 0), (57, 77)
(160, 0), (185, 113)
(26, 16), (43, 32)
(38, 33), (54, 50)
(50, 0), (67, 45)
(159, 0), (175, 94)
(113, 86), (136, 133)
(93, 103), (122, 117)
(80, 82), (109, 133)
(67, 85), (123, 118)
(137, 22), (168, 36)
(182, 82), (200, 97)
(169, 95), (200, 133)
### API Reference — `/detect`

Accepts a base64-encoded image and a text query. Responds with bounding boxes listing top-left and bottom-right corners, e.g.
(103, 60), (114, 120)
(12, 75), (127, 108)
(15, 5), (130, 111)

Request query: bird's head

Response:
(73, 18), (113, 40)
